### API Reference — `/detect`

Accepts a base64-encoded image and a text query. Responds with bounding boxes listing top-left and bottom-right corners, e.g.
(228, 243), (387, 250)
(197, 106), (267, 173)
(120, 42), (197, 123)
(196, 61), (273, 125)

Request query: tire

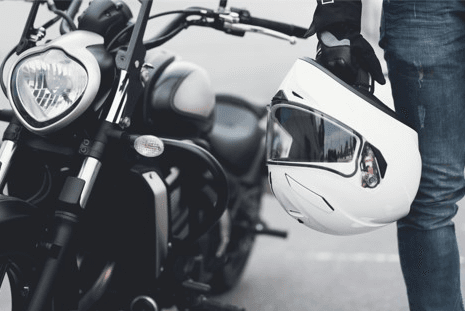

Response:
(202, 94), (266, 295)
(0, 246), (111, 311)
(0, 250), (41, 311)
(208, 224), (256, 295)
(208, 182), (263, 295)
(0, 198), (45, 311)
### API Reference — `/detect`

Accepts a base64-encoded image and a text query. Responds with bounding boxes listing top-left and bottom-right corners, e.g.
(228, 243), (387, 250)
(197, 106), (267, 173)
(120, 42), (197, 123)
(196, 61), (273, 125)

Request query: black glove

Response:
(306, 0), (386, 87)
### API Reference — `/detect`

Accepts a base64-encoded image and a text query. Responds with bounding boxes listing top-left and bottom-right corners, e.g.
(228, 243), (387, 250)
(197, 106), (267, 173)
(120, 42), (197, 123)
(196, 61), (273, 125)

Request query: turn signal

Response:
(134, 135), (164, 157)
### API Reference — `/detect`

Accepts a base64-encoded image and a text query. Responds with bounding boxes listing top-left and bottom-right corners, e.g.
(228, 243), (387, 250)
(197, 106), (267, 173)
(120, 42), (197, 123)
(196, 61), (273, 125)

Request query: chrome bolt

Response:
(120, 117), (131, 129)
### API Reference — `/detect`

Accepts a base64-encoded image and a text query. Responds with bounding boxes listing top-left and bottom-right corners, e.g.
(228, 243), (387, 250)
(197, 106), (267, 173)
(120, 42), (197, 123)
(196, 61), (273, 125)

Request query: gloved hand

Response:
(306, 0), (386, 87)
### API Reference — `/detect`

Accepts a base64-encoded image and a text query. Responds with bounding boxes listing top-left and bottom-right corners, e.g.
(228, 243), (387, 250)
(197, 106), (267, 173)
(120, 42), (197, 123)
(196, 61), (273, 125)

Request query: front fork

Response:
(0, 120), (105, 310)
(25, 157), (103, 311)
(0, 121), (103, 206)
(0, 110), (124, 311)
(1, 69), (138, 311)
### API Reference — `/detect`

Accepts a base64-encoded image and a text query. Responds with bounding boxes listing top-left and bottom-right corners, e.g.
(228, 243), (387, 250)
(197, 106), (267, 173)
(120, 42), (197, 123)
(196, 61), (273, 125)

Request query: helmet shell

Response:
(267, 58), (422, 235)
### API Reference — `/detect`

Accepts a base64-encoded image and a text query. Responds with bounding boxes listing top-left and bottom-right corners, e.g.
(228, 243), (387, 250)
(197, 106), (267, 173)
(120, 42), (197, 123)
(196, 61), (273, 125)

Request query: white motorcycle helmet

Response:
(266, 57), (421, 235)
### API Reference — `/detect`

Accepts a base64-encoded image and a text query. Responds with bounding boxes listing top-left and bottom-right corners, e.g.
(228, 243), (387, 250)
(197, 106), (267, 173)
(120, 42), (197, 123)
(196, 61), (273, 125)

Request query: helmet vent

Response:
(292, 91), (303, 99)
(288, 210), (304, 218)
(285, 173), (334, 213)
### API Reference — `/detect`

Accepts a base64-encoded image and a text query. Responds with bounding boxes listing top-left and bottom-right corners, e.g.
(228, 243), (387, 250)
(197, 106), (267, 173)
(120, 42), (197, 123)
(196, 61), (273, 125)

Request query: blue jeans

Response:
(380, 1), (465, 310)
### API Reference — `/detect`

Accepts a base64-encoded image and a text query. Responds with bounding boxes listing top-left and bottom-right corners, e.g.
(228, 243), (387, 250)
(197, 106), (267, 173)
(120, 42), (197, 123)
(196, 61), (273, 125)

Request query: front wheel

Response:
(0, 250), (42, 311)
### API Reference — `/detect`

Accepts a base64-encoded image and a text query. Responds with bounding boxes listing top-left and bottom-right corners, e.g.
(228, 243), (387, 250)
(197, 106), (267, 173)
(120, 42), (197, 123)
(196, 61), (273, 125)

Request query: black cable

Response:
(143, 24), (186, 50)
(42, 15), (62, 30)
(46, 0), (77, 31)
(26, 165), (52, 205)
(60, 0), (82, 34)
(51, 9), (77, 31)
(106, 9), (205, 51)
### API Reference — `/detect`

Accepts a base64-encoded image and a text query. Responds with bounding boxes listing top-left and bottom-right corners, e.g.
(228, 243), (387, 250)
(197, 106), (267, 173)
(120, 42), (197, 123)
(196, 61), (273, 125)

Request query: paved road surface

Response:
(213, 194), (465, 311)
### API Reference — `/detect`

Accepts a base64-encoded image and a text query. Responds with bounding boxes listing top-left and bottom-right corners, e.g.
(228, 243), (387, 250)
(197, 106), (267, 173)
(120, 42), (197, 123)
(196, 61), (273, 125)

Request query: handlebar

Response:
(232, 8), (308, 38)
(217, 7), (308, 44)
(12, 2), (309, 52)
(141, 6), (308, 50)
(223, 23), (298, 44)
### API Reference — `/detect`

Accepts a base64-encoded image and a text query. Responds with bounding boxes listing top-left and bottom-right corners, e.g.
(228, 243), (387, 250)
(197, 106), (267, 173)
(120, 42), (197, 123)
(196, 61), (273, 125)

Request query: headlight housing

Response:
(8, 31), (103, 134)
(12, 49), (87, 124)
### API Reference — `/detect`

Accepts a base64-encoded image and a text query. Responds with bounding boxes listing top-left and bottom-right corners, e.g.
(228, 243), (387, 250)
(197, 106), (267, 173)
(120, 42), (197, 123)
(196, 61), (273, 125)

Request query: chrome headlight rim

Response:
(7, 30), (103, 135)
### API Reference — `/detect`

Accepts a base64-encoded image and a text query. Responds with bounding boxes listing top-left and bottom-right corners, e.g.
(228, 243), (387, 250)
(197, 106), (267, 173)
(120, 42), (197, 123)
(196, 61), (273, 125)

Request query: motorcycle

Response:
(0, 0), (307, 310)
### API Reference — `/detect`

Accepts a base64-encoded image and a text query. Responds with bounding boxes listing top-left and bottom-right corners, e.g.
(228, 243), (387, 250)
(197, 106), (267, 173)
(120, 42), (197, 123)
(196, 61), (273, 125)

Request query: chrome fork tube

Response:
(77, 69), (131, 209)
(77, 156), (102, 209)
(106, 70), (129, 124)
(0, 140), (17, 192)
(78, 70), (131, 209)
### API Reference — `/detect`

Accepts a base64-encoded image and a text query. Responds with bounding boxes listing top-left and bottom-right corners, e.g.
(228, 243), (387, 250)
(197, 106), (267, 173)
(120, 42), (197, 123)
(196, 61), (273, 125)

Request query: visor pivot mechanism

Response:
(361, 144), (381, 188)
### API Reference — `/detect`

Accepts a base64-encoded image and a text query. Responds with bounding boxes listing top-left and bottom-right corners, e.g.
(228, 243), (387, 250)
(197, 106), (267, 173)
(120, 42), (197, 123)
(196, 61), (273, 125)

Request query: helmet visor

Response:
(267, 104), (362, 166)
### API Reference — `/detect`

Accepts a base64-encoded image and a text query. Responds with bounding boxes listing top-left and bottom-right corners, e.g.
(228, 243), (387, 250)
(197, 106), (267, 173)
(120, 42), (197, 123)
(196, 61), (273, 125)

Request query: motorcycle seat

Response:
(208, 95), (264, 175)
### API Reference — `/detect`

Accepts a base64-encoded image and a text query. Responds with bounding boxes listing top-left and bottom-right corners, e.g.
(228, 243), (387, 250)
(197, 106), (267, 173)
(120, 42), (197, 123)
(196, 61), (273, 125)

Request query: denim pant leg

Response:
(380, 1), (465, 310)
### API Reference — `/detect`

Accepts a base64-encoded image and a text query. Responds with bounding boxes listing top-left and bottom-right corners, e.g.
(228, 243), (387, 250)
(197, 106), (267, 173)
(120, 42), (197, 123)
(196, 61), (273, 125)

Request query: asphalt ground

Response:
(1, 1), (464, 311)
(212, 193), (442, 311)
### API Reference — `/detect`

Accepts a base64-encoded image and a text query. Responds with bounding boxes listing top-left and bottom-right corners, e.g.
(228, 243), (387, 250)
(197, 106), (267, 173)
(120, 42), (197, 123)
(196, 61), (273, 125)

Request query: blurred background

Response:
(1, 1), (463, 311)
(0, 0), (389, 107)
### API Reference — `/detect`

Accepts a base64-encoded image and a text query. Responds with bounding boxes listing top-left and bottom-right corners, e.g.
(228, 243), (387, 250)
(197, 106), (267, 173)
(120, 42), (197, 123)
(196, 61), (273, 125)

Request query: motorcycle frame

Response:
(0, 1), (160, 310)
(0, 0), (299, 308)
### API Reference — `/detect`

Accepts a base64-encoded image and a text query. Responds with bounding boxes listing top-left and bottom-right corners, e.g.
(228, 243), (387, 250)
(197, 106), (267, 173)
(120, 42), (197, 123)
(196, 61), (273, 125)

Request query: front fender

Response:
(0, 195), (45, 250)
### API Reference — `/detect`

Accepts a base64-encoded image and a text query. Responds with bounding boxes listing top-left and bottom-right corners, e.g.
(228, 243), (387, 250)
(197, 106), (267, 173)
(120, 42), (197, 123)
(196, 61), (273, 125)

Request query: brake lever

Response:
(223, 22), (297, 44)
(218, 10), (297, 44)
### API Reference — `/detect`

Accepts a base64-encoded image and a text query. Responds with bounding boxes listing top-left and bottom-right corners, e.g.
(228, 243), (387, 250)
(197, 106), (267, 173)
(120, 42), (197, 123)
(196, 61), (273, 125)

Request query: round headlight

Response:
(8, 30), (103, 134)
(12, 49), (87, 124)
